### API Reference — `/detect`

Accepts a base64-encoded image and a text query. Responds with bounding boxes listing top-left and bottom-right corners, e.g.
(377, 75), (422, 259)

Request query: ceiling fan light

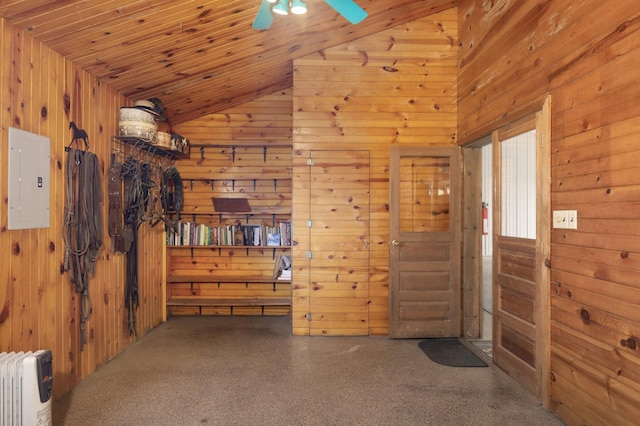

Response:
(290, 0), (307, 14)
(272, 0), (288, 15)
(266, 0), (277, 3)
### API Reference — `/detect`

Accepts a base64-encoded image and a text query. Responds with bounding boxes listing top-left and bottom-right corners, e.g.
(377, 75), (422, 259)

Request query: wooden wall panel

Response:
(292, 10), (459, 336)
(173, 90), (293, 146)
(0, 18), (164, 398)
(307, 150), (370, 336)
(458, 0), (640, 423)
(171, 90), (293, 317)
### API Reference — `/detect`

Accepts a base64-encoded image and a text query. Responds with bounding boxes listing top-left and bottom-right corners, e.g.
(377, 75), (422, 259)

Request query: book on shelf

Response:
(278, 269), (291, 280)
(241, 225), (263, 246)
(233, 227), (245, 246)
(279, 221), (291, 246)
(266, 227), (281, 246)
(272, 254), (292, 280)
(167, 220), (292, 247)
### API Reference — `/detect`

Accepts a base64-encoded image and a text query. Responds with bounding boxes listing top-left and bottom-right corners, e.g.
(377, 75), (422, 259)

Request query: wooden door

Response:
(492, 106), (550, 401)
(308, 150), (370, 336)
(389, 146), (461, 338)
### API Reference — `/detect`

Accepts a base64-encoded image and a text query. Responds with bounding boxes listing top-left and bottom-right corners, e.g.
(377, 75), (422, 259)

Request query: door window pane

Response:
(501, 130), (536, 238)
(399, 156), (450, 233)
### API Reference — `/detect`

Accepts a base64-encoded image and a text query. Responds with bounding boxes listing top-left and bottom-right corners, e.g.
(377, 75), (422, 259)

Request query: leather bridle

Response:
(63, 147), (103, 350)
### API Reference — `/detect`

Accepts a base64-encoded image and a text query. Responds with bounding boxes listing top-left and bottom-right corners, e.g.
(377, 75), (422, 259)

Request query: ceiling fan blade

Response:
(324, 0), (367, 24)
(252, 0), (274, 29)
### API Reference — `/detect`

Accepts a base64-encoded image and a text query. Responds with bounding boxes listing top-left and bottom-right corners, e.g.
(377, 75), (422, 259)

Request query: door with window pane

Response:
(493, 115), (548, 399)
(389, 146), (461, 338)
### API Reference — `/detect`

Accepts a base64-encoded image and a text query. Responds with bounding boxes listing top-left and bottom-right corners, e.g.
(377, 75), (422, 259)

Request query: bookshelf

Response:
(165, 144), (292, 316)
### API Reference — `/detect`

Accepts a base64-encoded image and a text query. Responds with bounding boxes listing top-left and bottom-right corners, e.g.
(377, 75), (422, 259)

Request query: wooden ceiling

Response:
(1, 0), (456, 124)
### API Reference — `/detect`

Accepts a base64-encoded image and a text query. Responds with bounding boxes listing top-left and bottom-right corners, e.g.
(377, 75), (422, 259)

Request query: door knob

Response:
(391, 240), (400, 246)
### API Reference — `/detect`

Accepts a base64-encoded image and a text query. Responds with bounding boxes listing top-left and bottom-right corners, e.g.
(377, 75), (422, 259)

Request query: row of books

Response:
(167, 221), (292, 247)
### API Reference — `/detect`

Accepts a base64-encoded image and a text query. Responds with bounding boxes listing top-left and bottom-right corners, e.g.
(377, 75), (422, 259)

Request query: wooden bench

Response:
(166, 276), (290, 283)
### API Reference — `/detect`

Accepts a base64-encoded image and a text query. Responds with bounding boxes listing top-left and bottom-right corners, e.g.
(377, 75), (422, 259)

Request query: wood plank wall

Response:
(291, 9), (459, 336)
(457, 0), (640, 423)
(171, 91), (293, 316)
(173, 90), (293, 147)
(0, 18), (165, 398)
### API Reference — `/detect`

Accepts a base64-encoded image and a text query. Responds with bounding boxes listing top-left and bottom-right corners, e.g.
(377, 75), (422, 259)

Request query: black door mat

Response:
(418, 339), (488, 367)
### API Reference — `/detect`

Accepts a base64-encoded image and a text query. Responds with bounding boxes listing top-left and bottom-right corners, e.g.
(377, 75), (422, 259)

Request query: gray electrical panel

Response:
(8, 127), (50, 230)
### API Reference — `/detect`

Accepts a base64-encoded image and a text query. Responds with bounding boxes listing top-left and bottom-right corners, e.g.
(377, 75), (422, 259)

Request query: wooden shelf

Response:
(167, 245), (292, 249)
(167, 298), (290, 307)
(182, 177), (291, 192)
(192, 143), (292, 149)
(167, 297), (291, 315)
(166, 276), (291, 283)
(184, 177), (292, 182)
(173, 208), (291, 216)
(112, 136), (187, 160)
(192, 144), (291, 163)
(165, 142), (292, 316)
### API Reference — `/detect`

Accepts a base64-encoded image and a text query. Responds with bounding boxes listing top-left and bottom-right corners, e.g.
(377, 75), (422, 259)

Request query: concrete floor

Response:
(53, 316), (564, 425)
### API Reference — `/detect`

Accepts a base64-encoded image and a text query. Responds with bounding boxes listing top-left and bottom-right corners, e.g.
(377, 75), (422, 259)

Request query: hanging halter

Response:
(63, 146), (103, 350)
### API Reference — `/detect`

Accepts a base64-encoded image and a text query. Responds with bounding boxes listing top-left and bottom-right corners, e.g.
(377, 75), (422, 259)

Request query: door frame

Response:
(461, 96), (551, 406)
(306, 149), (371, 336)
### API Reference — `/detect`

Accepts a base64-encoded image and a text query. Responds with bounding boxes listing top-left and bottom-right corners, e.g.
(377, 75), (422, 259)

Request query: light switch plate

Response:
(567, 210), (578, 229)
(553, 210), (568, 229)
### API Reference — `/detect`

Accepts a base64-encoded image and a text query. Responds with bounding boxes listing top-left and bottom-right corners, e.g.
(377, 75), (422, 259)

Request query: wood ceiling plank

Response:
(7, 0), (181, 38)
(62, 0), (450, 68)
(45, 0), (253, 57)
(50, 0), (258, 45)
(131, 52), (294, 93)
(68, 2), (346, 67)
(76, 25), (277, 80)
(0, 0), (67, 18)
(101, 13), (400, 89)
(2, 0), (458, 122)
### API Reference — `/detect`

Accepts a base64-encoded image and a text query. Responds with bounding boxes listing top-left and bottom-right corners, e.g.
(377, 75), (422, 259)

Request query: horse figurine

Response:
(69, 121), (90, 150)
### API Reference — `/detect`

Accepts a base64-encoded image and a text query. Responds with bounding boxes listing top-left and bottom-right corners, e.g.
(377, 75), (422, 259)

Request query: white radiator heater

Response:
(0, 350), (53, 426)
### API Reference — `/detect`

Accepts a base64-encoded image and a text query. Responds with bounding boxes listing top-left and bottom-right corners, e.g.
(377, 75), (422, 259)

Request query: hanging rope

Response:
(125, 224), (140, 337)
(110, 153), (177, 337)
(63, 147), (103, 350)
(122, 158), (160, 337)
(106, 139), (182, 337)
(122, 160), (143, 336)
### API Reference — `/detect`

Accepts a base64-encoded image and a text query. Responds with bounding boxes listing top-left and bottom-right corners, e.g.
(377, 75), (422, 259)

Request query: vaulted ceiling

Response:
(1, 0), (456, 124)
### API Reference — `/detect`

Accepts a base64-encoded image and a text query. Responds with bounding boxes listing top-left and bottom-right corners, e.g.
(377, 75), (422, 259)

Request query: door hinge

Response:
(307, 158), (314, 166)
(306, 251), (313, 259)
(306, 220), (313, 228)
(305, 313), (313, 321)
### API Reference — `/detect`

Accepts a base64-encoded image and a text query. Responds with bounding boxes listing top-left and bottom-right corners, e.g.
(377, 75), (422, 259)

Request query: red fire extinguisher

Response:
(482, 202), (489, 235)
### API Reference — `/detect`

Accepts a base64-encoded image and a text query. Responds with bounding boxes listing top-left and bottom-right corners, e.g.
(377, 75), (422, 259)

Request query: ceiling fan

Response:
(252, 0), (367, 29)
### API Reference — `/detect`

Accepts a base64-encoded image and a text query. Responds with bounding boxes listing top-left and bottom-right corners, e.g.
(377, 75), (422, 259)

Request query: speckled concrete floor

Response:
(53, 316), (564, 425)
